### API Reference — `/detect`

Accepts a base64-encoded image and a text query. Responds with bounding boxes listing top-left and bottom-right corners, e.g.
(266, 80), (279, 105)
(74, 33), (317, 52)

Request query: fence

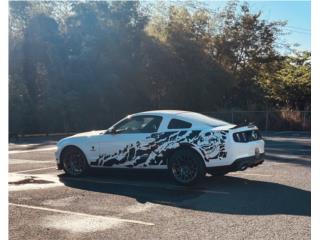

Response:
(202, 110), (311, 131)
(10, 110), (311, 139)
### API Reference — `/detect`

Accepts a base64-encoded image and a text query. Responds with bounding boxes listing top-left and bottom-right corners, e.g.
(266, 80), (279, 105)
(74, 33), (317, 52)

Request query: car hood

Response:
(71, 130), (105, 138)
(57, 130), (105, 146)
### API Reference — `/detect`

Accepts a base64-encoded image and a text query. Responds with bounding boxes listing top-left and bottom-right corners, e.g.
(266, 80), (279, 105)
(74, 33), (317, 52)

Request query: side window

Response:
(113, 115), (162, 134)
(168, 119), (192, 129)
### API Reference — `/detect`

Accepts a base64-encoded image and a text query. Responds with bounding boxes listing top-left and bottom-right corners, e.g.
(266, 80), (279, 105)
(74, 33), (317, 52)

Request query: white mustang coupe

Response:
(55, 110), (265, 185)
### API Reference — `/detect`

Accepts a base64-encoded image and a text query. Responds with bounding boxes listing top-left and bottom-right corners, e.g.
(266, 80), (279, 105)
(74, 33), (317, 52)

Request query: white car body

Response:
(55, 110), (265, 171)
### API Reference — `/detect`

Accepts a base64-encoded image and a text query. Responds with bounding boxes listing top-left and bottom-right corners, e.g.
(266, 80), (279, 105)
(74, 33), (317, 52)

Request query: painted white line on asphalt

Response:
(13, 166), (57, 174)
(262, 162), (286, 167)
(63, 177), (230, 195)
(263, 136), (310, 142)
(9, 159), (54, 164)
(9, 203), (155, 226)
(9, 143), (54, 147)
(9, 147), (57, 154)
(229, 172), (272, 177)
(265, 147), (310, 152)
(265, 153), (310, 160)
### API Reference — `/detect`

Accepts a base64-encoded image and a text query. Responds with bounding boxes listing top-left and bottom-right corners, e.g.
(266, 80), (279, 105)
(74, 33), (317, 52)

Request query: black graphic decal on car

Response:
(91, 130), (228, 168)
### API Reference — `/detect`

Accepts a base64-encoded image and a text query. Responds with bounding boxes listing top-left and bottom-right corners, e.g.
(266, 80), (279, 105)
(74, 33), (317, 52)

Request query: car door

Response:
(95, 115), (163, 168)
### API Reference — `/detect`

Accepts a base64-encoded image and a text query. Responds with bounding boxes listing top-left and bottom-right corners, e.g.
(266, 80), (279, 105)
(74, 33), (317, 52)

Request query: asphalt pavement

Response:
(8, 132), (311, 240)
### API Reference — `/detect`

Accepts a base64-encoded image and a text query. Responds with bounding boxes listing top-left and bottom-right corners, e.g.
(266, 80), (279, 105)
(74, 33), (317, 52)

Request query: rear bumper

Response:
(207, 153), (264, 173)
(230, 153), (265, 170)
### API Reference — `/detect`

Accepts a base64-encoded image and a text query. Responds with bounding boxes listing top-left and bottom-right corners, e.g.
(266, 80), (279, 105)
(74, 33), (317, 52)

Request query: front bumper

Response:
(56, 162), (63, 170)
(55, 149), (63, 170)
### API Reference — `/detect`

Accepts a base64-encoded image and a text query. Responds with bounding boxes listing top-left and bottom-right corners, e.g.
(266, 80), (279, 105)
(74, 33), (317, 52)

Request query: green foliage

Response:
(9, 1), (311, 134)
(259, 51), (311, 110)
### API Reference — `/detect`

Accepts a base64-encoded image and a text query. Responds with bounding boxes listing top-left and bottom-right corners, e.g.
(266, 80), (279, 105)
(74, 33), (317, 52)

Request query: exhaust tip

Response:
(239, 164), (248, 171)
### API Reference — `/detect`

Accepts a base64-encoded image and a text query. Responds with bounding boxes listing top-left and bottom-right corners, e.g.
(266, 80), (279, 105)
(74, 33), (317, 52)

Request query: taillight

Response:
(233, 130), (262, 142)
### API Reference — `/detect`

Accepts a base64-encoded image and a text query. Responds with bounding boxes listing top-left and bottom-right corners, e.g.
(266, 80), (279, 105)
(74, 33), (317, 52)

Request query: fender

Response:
(177, 142), (207, 162)
(56, 139), (88, 164)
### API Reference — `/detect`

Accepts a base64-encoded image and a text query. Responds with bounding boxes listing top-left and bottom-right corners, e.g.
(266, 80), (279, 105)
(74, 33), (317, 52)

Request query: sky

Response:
(208, 0), (311, 52)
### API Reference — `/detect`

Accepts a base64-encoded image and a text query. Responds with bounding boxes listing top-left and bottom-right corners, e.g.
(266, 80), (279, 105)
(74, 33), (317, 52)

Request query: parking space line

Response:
(9, 202), (155, 226)
(9, 159), (54, 164)
(265, 153), (310, 159)
(9, 147), (57, 154)
(63, 177), (230, 195)
(261, 162), (286, 167)
(265, 147), (310, 152)
(13, 166), (57, 174)
(228, 172), (272, 177)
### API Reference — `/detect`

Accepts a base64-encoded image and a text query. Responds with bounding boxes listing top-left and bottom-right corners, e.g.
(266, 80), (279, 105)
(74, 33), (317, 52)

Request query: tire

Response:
(168, 148), (205, 185)
(61, 146), (89, 177)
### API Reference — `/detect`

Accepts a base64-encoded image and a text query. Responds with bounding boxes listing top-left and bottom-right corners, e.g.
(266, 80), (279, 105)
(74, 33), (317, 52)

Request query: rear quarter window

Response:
(168, 119), (192, 129)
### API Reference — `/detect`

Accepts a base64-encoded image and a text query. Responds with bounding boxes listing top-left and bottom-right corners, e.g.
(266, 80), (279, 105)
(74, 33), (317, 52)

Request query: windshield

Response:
(108, 115), (163, 134)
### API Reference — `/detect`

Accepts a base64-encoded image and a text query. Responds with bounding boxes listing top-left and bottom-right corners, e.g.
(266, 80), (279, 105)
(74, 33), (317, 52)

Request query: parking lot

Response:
(9, 132), (310, 240)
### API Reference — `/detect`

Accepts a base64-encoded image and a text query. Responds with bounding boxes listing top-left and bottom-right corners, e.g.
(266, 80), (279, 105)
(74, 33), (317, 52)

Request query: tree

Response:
(210, 1), (286, 109)
(9, 0), (310, 134)
(259, 51), (311, 110)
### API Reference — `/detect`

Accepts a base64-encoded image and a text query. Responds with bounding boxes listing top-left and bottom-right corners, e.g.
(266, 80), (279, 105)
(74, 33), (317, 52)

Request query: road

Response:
(9, 132), (311, 240)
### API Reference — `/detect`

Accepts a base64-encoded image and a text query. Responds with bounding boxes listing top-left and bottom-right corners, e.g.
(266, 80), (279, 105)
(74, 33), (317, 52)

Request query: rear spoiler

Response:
(230, 122), (256, 129)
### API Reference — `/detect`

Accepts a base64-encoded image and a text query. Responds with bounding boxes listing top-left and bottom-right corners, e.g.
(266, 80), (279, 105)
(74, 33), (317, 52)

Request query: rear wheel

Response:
(168, 148), (205, 185)
(61, 146), (88, 177)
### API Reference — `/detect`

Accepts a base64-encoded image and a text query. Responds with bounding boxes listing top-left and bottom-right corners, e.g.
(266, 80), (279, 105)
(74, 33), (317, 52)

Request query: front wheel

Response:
(61, 146), (89, 177)
(168, 148), (205, 185)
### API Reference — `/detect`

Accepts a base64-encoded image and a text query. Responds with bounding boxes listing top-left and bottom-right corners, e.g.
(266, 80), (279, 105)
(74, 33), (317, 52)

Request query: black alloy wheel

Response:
(168, 148), (205, 185)
(62, 146), (88, 177)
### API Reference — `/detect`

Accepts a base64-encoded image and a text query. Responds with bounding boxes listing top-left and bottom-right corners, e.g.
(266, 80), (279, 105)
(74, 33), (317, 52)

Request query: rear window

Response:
(168, 119), (192, 129)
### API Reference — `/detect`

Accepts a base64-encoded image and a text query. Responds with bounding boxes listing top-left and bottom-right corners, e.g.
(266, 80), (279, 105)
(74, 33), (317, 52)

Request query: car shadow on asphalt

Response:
(58, 170), (310, 217)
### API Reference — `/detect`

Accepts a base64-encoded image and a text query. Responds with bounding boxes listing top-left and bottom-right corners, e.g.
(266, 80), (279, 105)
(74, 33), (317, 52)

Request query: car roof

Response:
(132, 110), (187, 116)
(131, 110), (231, 127)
